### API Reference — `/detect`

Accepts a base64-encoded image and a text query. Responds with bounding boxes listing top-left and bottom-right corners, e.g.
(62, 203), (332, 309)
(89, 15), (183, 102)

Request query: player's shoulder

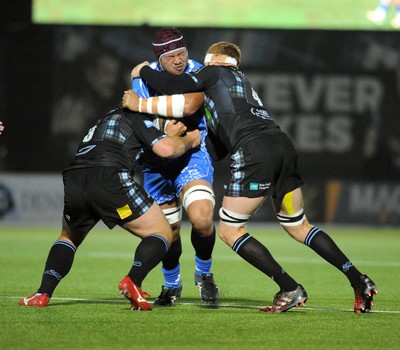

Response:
(149, 61), (161, 71)
(187, 59), (203, 72)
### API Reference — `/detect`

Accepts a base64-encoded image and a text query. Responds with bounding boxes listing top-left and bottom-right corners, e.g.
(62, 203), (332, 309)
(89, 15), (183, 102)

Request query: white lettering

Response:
(275, 114), (353, 153)
(349, 184), (400, 215)
(326, 76), (352, 112)
(248, 73), (383, 115)
(293, 75), (323, 112)
(326, 116), (352, 152)
(296, 115), (323, 152)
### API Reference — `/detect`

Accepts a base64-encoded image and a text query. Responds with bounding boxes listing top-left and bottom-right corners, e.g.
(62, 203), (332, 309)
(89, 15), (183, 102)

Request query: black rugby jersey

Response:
(140, 65), (282, 153)
(67, 107), (167, 172)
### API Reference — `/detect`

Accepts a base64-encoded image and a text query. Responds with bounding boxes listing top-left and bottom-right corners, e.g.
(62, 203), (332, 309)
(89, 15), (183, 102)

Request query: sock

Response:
(162, 264), (182, 288)
(161, 236), (182, 287)
(305, 227), (362, 285)
(37, 240), (76, 297)
(233, 233), (298, 291)
(128, 234), (169, 287)
(191, 226), (216, 260)
(195, 256), (212, 275)
(162, 236), (182, 270)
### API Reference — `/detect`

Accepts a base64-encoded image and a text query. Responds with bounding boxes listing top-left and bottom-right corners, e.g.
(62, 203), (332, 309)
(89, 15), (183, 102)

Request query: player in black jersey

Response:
(123, 42), (378, 313)
(19, 107), (200, 310)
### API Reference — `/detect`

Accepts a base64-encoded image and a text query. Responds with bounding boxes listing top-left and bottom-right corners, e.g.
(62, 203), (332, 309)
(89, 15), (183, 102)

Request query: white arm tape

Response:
(157, 96), (167, 116)
(171, 94), (185, 118)
(138, 97), (143, 113)
(146, 98), (153, 114)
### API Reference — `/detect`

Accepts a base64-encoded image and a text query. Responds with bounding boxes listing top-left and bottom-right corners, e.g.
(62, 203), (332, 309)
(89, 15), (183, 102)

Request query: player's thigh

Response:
(272, 187), (304, 215)
(62, 169), (99, 246)
(222, 195), (265, 216)
(122, 202), (172, 242)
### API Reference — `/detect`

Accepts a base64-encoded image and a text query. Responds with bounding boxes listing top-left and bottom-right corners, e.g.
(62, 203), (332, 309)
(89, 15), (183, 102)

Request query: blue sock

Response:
(162, 264), (182, 288)
(195, 255), (212, 275)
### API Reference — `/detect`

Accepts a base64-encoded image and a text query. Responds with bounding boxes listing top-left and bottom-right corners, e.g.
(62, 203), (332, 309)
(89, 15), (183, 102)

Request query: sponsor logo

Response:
(250, 182), (271, 190)
(250, 108), (271, 120)
(144, 120), (156, 128)
(250, 182), (259, 190)
(0, 183), (15, 219)
(76, 145), (96, 156)
(342, 261), (354, 273)
(133, 284), (146, 303)
(44, 269), (62, 280)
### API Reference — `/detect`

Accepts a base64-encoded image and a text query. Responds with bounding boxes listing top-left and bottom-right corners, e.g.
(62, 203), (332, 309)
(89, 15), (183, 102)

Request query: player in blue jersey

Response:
(124, 42), (378, 313)
(131, 28), (219, 306)
(366, 0), (400, 28)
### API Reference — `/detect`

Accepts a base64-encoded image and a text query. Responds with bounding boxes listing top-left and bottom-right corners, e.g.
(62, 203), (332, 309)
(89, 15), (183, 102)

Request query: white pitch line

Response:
(3, 295), (400, 314)
(84, 252), (400, 267)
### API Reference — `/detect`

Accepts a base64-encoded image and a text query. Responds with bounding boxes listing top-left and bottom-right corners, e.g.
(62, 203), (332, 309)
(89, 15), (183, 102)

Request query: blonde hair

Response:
(206, 42), (241, 66)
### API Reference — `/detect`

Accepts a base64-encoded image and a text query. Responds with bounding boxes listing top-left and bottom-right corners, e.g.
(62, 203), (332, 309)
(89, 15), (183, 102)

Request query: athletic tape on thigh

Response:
(162, 206), (182, 224)
(219, 207), (250, 227)
(182, 185), (215, 211)
(277, 208), (306, 226)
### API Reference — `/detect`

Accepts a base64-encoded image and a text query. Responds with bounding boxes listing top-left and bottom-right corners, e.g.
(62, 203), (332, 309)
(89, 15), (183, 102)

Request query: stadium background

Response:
(0, 0), (399, 226)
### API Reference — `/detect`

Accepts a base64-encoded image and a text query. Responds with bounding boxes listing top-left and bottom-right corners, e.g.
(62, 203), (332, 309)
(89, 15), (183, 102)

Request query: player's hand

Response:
(131, 61), (149, 80)
(165, 120), (187, 137)
(0, 121), (4, 135)
(185, 129), (201, 148)
(122, 90), (140, 111)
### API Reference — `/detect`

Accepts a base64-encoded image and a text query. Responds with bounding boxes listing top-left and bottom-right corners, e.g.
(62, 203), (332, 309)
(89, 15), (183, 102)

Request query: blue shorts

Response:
(143, 147), (214, 205)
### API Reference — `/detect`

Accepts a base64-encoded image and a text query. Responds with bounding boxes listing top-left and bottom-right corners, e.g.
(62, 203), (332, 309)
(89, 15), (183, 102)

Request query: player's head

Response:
(204, 42), (241, 68)
(152, 27), (189, 75)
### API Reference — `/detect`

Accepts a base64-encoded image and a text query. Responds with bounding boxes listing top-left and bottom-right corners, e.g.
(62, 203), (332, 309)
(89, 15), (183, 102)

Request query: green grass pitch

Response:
(33, 0), (398, 31)
(1, 224), (399, 349)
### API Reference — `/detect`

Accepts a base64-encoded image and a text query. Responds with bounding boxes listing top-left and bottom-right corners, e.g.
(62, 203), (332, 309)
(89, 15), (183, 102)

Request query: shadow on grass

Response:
(45, 296), (313, 313)
(47, 296), (268, 309)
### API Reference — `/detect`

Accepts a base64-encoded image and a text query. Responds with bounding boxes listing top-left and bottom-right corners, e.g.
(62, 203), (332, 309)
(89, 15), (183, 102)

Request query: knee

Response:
(282, 220), (313, 243)
(217, 227), (231, 246)
(217, 222), (246, 248)
(187, 203), (214, 237)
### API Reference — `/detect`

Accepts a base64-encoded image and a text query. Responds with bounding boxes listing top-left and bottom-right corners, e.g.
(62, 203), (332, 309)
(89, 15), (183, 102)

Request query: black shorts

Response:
(224, 133), (304, 198)
(62, 167), (153, 239)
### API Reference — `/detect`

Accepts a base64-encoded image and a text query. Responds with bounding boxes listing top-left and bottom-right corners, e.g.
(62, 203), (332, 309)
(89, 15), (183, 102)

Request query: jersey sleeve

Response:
(132, 78), (151, 98)
(132, 61), (161, 98)
(140, 66), (201, 95)
(131, 113), (168, 149)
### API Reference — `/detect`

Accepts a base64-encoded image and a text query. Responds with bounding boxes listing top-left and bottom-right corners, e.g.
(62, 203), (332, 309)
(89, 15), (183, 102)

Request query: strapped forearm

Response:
(138, 95), (185, 118)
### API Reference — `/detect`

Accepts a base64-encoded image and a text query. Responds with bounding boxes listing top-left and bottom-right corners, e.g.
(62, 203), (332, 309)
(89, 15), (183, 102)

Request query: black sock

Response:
(233, 233), (298, 291)
(162, 236), (182, 270)
(37, 240), (76, 297)
(191, 226), (216, 260)
(128, 234), (169, 286)
(305, 227), (361, 284)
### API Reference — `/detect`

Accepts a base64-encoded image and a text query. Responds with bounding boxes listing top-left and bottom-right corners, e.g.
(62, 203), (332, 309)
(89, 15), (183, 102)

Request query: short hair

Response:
(206, 42), (241, 66)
